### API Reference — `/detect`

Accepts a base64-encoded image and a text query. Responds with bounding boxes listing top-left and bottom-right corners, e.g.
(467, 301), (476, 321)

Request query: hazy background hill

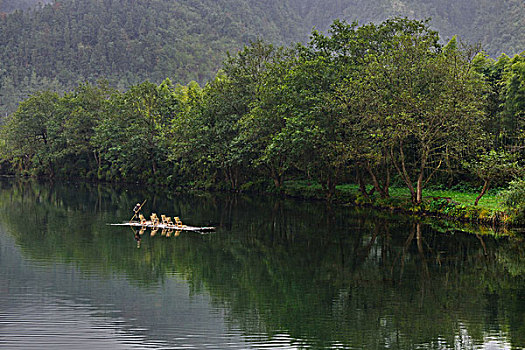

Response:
(292, 0), (523, 57)
(0, 0), (52, 13)
(0, 0), (523, 116)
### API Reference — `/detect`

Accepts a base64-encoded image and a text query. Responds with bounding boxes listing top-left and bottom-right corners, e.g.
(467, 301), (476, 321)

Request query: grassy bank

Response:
(279, 180), (518, 227)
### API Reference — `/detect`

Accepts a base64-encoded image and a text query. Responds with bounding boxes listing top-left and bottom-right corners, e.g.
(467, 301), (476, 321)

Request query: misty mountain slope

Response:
(0, 0), (523, 116)
(288, 0), (523, 56)
(0, 0), (54, 13)
(0, 0), (308, 114)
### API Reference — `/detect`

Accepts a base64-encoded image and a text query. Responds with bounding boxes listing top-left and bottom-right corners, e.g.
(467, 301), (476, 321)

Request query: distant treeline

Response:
(1, 19), (524, 206)
(0, 0), (523, 117)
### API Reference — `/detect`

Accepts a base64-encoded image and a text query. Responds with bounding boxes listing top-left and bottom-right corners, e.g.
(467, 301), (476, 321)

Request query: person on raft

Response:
(133, 203), (142, 215)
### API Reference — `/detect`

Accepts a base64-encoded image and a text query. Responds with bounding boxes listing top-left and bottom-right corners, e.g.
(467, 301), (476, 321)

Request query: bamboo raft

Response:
(111, 221), (215, 232)
(112, 202), (215, 233)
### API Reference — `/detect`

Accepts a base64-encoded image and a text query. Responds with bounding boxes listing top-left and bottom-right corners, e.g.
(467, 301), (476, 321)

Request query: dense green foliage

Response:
(0, 19), (524, 220)
(0, 0), (523, 116)
(502, 178), (525, 222)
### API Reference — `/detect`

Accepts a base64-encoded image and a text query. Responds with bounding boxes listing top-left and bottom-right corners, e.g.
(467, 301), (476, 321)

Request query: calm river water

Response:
(0, 179), (524, 349)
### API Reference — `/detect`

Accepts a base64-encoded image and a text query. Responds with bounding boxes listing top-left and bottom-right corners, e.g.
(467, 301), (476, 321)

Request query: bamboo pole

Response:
(129, 199), (147, 223)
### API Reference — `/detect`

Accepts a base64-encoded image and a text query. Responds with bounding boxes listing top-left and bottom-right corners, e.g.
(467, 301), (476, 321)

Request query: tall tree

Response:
(501, 54), (525, 151)
(92, 79), (178, 183)
(363, 33), (486, 203)
(1, 90), (59, 175)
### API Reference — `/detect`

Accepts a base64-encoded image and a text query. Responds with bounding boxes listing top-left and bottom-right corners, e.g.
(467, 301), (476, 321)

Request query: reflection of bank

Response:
(2, 179), (524, 349)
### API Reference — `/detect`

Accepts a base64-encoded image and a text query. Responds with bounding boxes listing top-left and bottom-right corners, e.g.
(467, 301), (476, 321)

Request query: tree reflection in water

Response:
(0, 178), (524, 349)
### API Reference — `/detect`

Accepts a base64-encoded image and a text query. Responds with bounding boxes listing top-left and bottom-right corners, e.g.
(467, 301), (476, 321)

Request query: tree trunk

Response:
(415, 147), (429, 204)
(474, 180), (490, 206)
(390, 143), (416, 202)
(356, 166), (370, 200)
(383, 167), (390, 197)
(416, 172), (424, 204)
(270, 167), (283, 188)
(230, 167), (239, 191)
(325, 175), (336, 201)
(366, 162), (388, 198)
(381, 149), (390, 197)
(47, 163), (55, 178)
(93, 150), (101, 169)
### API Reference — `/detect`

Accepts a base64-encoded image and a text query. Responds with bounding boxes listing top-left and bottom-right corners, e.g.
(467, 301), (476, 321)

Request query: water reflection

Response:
(0, 178), (524, 349)
(129, 226), (183, 248)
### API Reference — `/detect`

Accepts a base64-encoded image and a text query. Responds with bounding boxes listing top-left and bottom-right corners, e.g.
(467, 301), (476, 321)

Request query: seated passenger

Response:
(150, 213), (159, 225)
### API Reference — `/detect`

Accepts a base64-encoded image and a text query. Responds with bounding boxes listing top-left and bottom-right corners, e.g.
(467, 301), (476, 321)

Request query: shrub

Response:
(501, 178), (525, 224)
(240, 179), (272, 193)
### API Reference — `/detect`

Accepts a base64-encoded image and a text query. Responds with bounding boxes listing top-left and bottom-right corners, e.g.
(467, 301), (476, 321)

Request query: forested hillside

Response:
(0, 0), (308, 115)
(0, 0), (51, 13)
(0, 0), (523, 116)
(289, 0), (524, 57)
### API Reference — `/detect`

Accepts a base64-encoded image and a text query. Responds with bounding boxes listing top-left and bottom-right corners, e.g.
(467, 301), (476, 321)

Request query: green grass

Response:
(283, 180), (520, 227)
(334, 183), (504, 210)
(418, 189), (503, 210)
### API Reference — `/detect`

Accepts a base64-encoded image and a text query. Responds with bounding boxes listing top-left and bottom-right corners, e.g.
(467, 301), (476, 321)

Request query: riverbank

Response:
(276, 180), (521, 230)
(2, 175), (522, 233)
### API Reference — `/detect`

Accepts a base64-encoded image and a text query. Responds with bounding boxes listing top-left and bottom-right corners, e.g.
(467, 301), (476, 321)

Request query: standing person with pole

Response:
(130, 200), (147, 222)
